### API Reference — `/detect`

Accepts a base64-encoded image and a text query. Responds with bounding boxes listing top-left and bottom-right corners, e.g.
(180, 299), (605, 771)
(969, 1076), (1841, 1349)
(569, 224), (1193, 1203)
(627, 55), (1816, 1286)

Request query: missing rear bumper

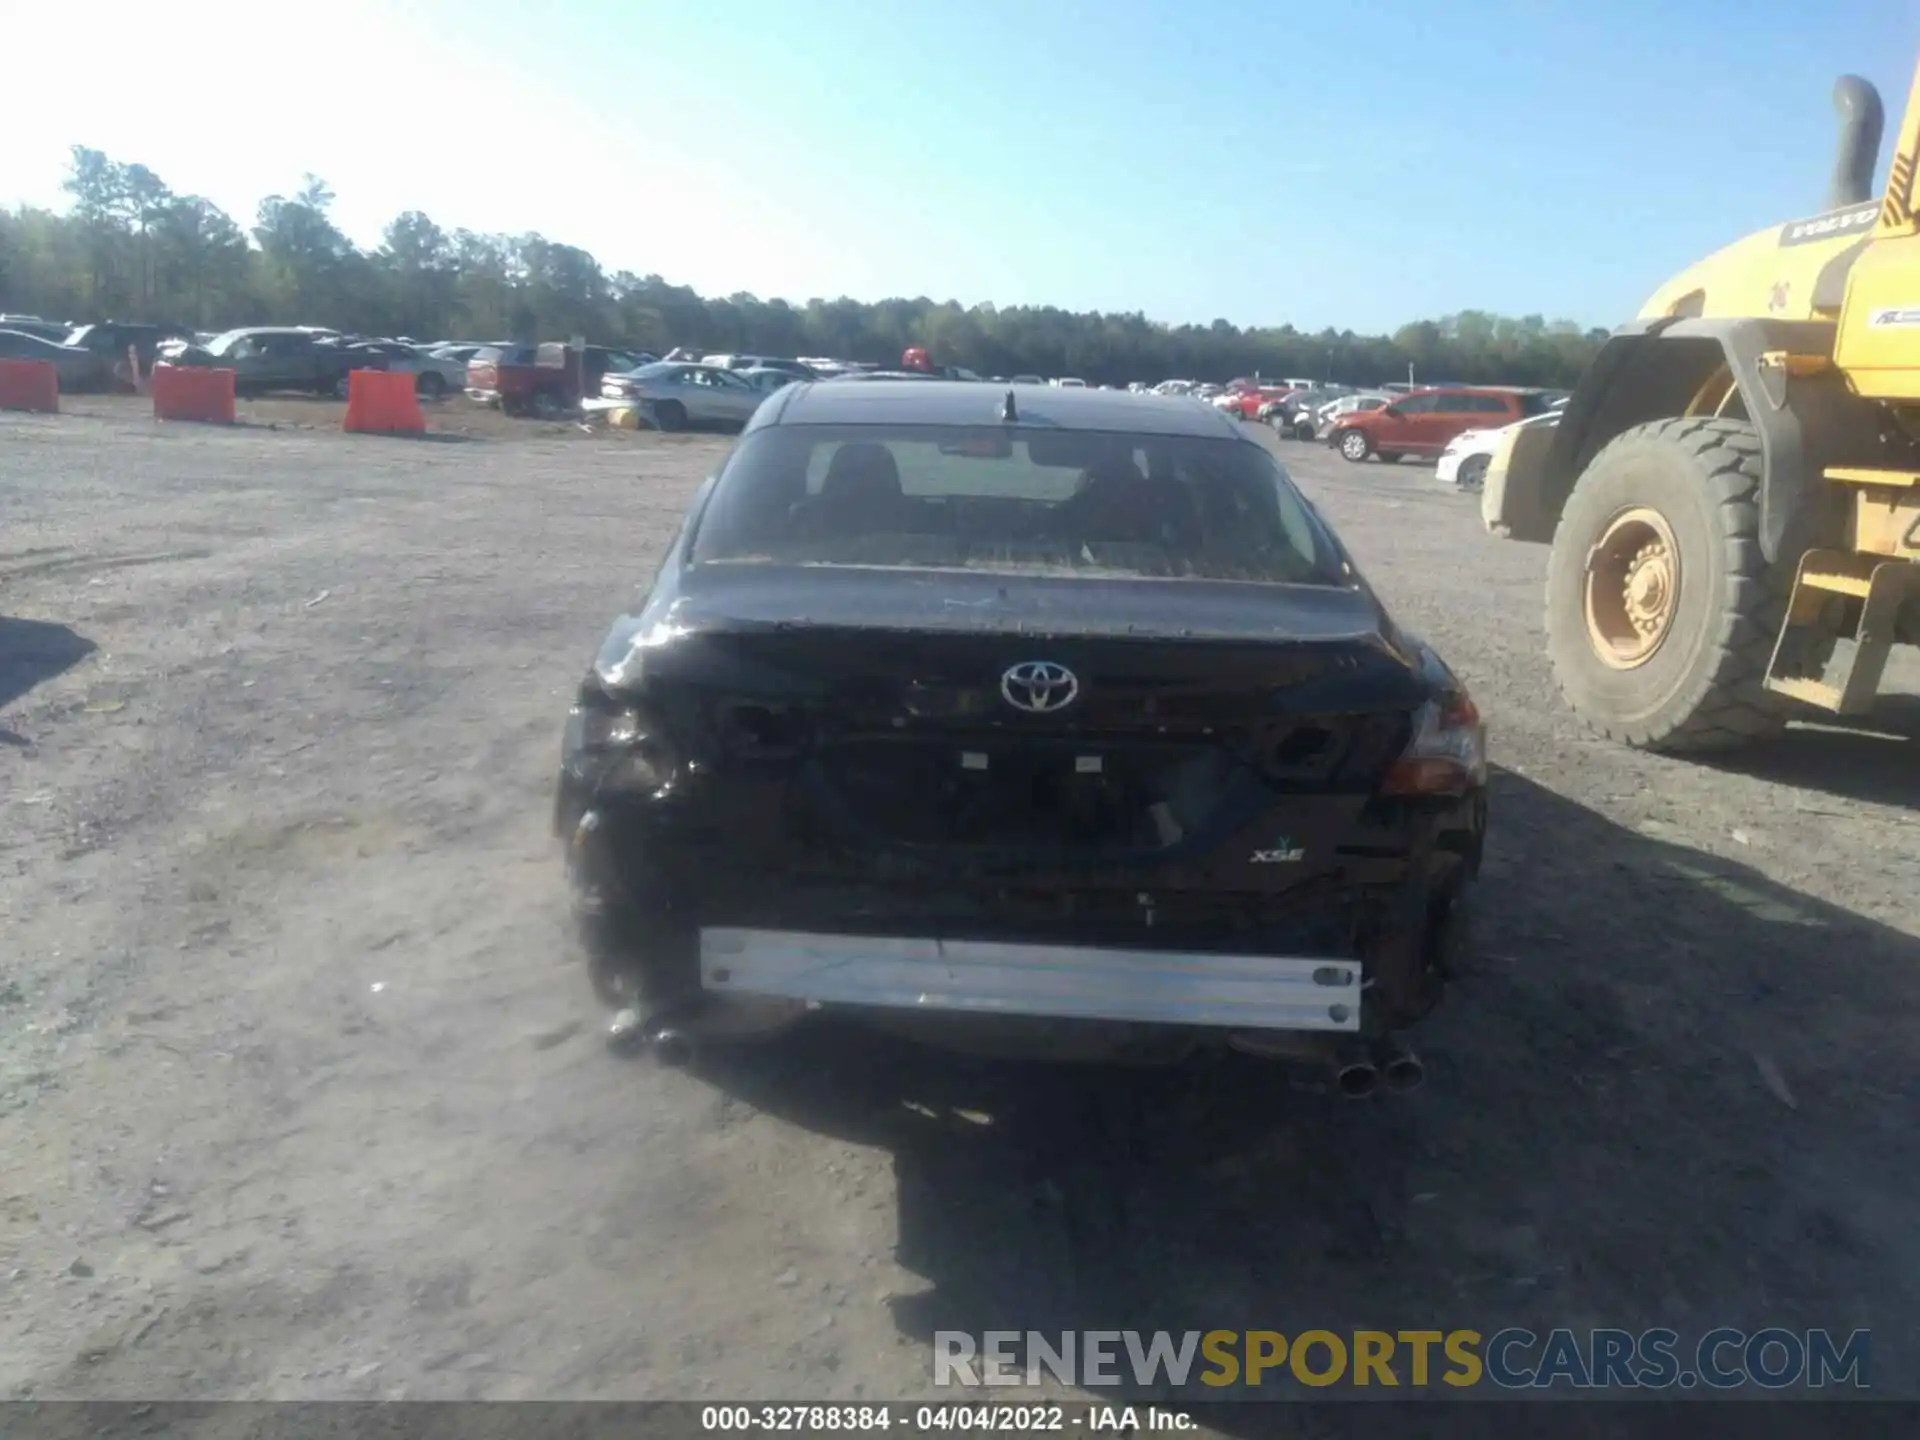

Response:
(699, 927), (1363, 1033)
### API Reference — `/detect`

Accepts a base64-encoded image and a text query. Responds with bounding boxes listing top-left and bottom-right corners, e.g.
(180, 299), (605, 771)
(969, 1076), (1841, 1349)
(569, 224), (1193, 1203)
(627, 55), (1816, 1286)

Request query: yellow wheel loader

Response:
(1482, 65), (1920, 751)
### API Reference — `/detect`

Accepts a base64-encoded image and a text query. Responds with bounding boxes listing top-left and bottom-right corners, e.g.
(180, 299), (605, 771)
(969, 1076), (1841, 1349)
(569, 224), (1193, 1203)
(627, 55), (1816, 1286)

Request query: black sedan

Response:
(554, 382), (1487, 1093)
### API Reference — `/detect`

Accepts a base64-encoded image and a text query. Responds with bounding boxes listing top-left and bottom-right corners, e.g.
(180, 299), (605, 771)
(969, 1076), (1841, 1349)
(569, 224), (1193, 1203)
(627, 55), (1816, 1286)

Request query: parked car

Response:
(1329, 387), (1558, 464)
(699, 354), (813, 379)
(1217, 384), (1297, 421)
(1010, 374), (1046, 386)
(349, 340), (469, 398)
(737, 366), (802, 395)
(63, 323), (196, 388)
(1303, 393), (1392, 441)
(159, 327), (384, 397)
(556, 380), (1485, 1080)
(0, 328), (99, 390)
(1434, 404), (1566, 492)
(599, 361), (767, 430)
(1053, 377), (1088, 388)
(0, 316), (73, 343)
(1265, 385), (1355, 431)
(466, 343), (570, 415)
(820, 369), (947, 383)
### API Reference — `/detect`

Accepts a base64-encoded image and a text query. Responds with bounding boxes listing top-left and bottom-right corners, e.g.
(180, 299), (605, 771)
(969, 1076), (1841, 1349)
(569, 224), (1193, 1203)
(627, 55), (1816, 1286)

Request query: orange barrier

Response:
(151, 363), (236, 424)
(343, 369), (425, 435)
(0, 359), (59, 413)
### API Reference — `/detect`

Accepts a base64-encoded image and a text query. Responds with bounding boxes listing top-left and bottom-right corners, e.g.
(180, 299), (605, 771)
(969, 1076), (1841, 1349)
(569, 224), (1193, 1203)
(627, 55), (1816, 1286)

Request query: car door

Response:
(262, 333), (315, 388)
(1475, 393), (1523, 431)
(1377, 390), (1440, 451)
(709, 368), (767, 423)
(675, 367), (729, 423)
(1429, 393), (1486, 454)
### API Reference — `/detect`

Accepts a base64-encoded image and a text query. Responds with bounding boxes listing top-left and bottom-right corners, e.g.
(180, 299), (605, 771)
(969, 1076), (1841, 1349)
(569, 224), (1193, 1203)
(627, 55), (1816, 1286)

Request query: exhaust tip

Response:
(606, 1006), (648, 1057)
(649, 1027), (695, 1068)
(1382, 1054), (1425, 1093)
(1335, 1060), (1380, 1099)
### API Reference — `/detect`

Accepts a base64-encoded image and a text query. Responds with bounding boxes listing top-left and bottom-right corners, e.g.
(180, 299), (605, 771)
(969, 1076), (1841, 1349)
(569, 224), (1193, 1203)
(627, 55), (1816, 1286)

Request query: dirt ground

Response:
(2, 401), (1918, 1410)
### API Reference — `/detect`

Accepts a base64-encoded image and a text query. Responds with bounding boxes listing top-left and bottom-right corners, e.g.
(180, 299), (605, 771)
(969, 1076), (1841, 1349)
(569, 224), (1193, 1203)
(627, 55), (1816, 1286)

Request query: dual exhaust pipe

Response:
(1223, 1029), (1424, 1097)
(607, 1005), (699, 1066)
(1333, 1034), (1424, 1099)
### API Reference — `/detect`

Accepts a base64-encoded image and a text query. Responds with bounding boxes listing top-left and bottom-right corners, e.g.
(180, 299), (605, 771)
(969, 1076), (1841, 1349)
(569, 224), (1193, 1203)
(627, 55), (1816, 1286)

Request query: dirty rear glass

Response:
(690, 425), (1345, 585)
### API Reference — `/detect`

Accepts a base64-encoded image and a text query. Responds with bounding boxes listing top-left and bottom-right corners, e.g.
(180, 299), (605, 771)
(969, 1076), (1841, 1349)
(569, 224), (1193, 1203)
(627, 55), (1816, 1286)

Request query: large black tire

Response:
(1545, 417), (1789, 752)
(652, 399), (687, 432)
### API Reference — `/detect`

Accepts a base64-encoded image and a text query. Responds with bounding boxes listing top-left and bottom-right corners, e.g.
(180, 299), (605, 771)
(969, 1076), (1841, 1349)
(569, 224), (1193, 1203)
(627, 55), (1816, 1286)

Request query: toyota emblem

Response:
(1000, 660), (1079, 714)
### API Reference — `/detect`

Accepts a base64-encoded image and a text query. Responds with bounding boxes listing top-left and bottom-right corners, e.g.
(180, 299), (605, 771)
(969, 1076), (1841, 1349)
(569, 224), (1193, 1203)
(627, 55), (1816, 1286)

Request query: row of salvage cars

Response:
(555, 375), (1488, 1095)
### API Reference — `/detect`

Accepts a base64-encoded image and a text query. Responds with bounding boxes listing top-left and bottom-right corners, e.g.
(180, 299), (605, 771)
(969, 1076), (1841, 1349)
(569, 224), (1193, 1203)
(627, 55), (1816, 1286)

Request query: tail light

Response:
(1381, 693), (1486, 797)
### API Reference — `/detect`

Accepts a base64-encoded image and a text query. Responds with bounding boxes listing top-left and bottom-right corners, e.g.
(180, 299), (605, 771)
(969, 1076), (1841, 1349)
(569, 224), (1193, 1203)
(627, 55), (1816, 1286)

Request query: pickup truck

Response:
(158, 328), (388, 397)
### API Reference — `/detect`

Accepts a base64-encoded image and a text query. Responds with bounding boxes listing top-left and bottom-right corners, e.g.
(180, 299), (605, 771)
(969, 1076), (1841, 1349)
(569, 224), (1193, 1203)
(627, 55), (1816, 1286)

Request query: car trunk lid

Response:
(616, 567), (1426, 873)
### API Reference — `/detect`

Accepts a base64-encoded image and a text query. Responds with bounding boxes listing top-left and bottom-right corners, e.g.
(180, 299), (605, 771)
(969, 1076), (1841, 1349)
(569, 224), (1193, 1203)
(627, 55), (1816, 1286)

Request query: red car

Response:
(1328, 387), (1556, 463)
(1217, 384), (1298, 421)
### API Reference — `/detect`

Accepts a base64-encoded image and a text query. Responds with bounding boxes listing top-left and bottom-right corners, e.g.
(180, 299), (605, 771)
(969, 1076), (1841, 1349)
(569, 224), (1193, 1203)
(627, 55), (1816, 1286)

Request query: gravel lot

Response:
(2, 401), (1917, 1408)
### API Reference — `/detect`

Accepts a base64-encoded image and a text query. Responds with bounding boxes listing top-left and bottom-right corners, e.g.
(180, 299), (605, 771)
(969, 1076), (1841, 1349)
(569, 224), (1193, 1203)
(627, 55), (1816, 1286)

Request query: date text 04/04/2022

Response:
(698, 1404), (1197, 1431)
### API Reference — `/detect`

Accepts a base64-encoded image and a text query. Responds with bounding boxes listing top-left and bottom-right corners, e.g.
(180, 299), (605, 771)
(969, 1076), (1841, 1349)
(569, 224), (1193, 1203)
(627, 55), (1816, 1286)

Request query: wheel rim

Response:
(1584, 506), (1681, 669)
(1342, 432), (1366, 459)
(1459, 457), (1487, 491)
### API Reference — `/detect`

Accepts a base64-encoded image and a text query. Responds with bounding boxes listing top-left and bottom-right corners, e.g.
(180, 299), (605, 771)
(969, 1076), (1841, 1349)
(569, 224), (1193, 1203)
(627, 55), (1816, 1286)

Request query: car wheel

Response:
(1544, 417), (1789, 752)
(1293, 421), (1315, 441)
(1455, 455), (1489, 492)
(416, 371), (446, 399)
(1338, 429), (1371, 462)
(652, 400), (687, 432)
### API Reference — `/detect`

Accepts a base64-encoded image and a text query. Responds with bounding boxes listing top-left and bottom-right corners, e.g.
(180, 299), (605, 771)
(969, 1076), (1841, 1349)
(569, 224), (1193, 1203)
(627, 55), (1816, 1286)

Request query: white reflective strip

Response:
(700, 928), (1361, 1033)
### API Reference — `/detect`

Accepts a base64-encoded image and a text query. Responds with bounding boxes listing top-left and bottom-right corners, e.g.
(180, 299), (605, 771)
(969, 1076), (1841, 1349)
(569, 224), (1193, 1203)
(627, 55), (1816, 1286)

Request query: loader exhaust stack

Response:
(1828, 75), (1885, 210)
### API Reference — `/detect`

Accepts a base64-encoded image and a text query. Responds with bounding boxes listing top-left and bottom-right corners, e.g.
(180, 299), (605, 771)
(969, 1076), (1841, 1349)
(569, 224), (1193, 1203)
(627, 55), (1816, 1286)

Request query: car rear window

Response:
(691, 424), (1346, 586)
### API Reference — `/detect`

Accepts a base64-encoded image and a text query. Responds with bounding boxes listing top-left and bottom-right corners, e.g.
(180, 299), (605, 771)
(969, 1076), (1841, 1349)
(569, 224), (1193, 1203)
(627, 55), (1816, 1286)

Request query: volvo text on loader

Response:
(1481, 65), (1920, 752)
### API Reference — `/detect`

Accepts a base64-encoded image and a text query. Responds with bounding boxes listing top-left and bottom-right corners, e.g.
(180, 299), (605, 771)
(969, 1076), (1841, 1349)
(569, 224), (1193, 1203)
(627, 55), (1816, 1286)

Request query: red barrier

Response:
(151, 363), (236, 424)
(343, 369), (425, 435)
(0, 359), (59, 413)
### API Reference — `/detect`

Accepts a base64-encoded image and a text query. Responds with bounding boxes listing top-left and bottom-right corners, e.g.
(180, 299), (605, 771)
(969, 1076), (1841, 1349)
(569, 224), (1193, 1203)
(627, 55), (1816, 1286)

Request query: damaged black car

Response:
(555, 381), (1486, 1094)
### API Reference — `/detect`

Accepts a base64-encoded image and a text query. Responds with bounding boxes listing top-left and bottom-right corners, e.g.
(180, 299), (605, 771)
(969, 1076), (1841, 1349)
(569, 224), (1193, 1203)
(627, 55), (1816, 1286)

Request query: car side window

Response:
(1435, 394), (1475, 413)
(1471, 395), (1510, 413)
(1396, 393), (1439, 414)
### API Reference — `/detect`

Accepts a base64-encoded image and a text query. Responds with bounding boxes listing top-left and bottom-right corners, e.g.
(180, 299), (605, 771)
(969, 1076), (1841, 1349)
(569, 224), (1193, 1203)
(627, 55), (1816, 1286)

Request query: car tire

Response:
(652, 400), (687, 432)
(1543, 416), (1790, 753)
(1337, 429), (1372, 463)
(1455, 455), (1489, 492)
(416, 371), (447, 399)
(1293, 421), (1316, 441)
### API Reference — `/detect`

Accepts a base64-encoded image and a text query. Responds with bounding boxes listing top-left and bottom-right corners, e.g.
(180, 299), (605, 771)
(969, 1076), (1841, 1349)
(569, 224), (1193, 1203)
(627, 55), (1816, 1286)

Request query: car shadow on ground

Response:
(693, 764), (1919, 1422)
(1692, 697), (1920, 812)
(0, 616), (95, 726)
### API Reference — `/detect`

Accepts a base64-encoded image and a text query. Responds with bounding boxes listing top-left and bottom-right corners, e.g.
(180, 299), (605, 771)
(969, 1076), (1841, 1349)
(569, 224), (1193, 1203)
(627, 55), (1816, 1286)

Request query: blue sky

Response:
(8, 0), (1914, 333)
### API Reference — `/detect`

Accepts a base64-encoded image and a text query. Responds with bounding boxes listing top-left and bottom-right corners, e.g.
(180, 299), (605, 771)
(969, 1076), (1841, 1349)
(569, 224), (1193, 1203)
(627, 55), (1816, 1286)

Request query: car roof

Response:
(766, 379), (1247, 439)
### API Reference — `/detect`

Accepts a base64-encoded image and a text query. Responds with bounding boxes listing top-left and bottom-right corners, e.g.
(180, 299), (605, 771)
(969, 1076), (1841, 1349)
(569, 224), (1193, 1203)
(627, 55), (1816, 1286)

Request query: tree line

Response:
(0, 146), (1610, 388)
